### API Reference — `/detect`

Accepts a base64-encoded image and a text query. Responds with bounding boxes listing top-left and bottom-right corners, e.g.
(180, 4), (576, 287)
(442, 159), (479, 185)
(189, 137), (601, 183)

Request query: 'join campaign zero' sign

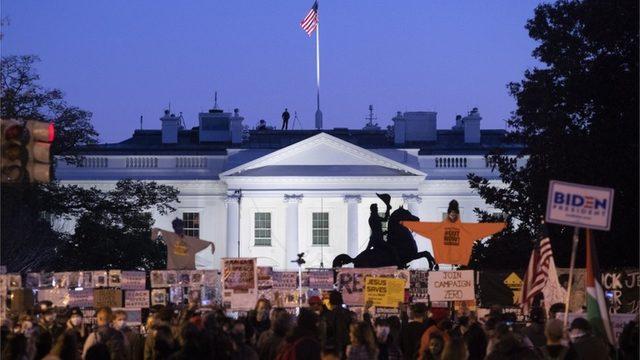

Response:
(428, 270), (475, 301)
(546, 180), (614, 231)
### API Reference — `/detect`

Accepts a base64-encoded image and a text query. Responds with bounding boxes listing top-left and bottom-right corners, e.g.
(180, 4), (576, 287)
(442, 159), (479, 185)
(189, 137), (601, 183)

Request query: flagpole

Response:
(563, 226), (580, 327)
(314, 1), (323, 129)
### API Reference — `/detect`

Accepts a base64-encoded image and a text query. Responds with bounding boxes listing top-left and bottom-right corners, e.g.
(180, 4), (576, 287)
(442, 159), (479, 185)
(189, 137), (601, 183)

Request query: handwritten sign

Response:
(38, 288), (70, 307)
(308, 268), (334, 290)
(121, 271), (146, 290)
(428, 270), (475, 301)
(337, 267), (397, 306)
(94, 289), (123, 308)
(125, 290), (150, 308)
(364, 277), (405, 308)
(546, 180), (614, 230)
(151, 289), (167, 306)
(222, 258), (257, 310)
(68, 289), (94, 308)
(409, 270), (429, 303)
(272, 271), (298, 289)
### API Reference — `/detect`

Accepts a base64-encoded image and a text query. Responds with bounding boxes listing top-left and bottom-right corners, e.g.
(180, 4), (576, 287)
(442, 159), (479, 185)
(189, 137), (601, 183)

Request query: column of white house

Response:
(284, 194), (303, 270)
(344, 195), (361, 257)
(225, 193), (240, 258)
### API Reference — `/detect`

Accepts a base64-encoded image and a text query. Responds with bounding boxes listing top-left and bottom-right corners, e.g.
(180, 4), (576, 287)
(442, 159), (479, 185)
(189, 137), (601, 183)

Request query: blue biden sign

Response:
(546, 180), (614, 231)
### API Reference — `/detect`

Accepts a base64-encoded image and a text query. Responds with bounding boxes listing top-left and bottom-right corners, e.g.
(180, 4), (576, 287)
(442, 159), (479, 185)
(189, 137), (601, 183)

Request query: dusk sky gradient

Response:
(3, 1), (544, 143)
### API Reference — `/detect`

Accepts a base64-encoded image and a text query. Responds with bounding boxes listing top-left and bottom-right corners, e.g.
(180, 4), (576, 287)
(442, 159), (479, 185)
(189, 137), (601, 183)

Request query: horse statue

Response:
(332, 205), (439, 270)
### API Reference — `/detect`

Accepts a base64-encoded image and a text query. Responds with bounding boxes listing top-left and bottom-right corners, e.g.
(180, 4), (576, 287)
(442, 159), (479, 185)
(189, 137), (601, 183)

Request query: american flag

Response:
(300, 1), (318, 36)
(519, 225), (557, 314)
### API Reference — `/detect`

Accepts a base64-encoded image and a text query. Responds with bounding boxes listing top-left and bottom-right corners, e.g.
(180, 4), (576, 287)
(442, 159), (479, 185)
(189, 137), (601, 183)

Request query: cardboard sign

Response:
(364, 277), (405, 308)
(202, 270), (220, 286)
(108, 270), (122, 288)
(125, 290), (150, 308)
(409, 270), (429, 303)
(150, 271), (166, 288)
(336, 267), (397, 306)
(272, 271), (298, 289)
(546, 180), (614, 230)
(428, 270), (475, 301)
(151, 289), (167, 306)
(121, 271), (146, 290)
(222, 258), (257, 310)
(308, 268), (334, 290)
(93, 271), (108, 288)
(68, 289), (94, 308)
(94, 289), (123, 308)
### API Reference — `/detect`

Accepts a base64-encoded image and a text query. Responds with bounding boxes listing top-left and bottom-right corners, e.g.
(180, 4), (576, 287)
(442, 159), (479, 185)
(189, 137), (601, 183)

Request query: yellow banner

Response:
(364, 277), (405, 308)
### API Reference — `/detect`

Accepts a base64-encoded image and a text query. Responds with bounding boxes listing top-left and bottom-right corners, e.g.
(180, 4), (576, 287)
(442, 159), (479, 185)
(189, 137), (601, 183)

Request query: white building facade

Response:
(56, 107), (521, 270)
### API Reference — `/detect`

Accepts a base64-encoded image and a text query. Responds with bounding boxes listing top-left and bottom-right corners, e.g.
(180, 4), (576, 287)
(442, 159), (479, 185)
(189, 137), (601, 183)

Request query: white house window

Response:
(254, 212), (272, 246)
(312, 212), (329, 245)
(183, 212), (200, 237)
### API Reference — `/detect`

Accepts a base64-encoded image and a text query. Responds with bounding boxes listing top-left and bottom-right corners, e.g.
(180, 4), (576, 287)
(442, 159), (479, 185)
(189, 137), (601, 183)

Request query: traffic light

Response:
(1, 119), (55, 183)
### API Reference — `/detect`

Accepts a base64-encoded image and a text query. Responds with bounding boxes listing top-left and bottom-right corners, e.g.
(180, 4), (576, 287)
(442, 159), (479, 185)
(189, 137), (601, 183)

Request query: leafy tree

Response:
(468, 0), (638, 269)
(53, 180), (179, 271)
(1, 56), (180, 271)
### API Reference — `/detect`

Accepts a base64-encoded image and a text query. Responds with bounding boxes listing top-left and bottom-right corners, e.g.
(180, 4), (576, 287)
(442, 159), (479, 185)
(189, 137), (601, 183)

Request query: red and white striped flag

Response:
(300, 1), (318, 36)
(519, 225), (566, 314)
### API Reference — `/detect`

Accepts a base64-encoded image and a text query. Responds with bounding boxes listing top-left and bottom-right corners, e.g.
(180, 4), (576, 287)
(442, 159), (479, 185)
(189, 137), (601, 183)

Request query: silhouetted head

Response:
(390, 206), (419, 223)
(172, 218), (184, 235)
(370, 203), (378, 213)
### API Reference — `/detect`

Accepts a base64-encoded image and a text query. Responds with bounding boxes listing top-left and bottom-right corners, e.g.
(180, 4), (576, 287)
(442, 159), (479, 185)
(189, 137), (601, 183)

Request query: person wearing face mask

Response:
(82, 306), (128, 360)
(374, 318), (402, 360)
(66, 308), (88, 357)
(113, 310), (144, 360)
(35, 307), (62, 360)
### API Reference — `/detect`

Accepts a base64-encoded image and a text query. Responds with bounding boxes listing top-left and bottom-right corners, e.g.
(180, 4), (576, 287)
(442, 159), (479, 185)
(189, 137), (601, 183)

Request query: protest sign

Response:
(79, 272), (93, 289)
(25, 273), (40, 289)
(202, 270), (220, 286)
(169, 286), (183, 304)
(68, 289), (94, 308)
(409, 270), (429, 303)
(151, 289), (167, 306)
(601, 269), (640, 314)
(308, 268), (334, 290)
(272, 288), (307, 308)
(190, 271), (204, 286)
(53, 272), (69, 288)
(428, 270), (475, 301)
(108, 270), (122, 288)
(94, 289), (123, 308)
(222, 258), (257, 310)
(93, 271), (108, 288)
(178, 271), (191, 286)
(8, 274), (22, 289)
(38, 288), (70, 307)
(150, 271), (166, 288)
(121, 271), (146, 290)
(546, 180), (614, 230)
(125, 290), (150, 308)
(337, 267), (397, 306)
(165, 271), (178, 286)
(364, 277), (405, 308)
(272, 271), (298, 289)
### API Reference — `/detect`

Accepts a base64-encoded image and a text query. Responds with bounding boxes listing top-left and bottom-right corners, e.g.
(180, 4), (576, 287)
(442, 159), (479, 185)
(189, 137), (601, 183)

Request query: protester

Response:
(619, 318), (639, 360)
(374, 318), (402, 360)
(35, 305), (64, 360)
(454, 315), (486, 360)
(82, 307), (128, 360)
(276, 308), (321, 360)
(567, 317), (610, 360)
(521, 306), (546, 348)
(346, 321), (379, 360)
(440, 336), (468, 360)
(536, 319), (577, 360)
(112, 310), (144, 360)
(418, 318), (452, 360)
(257, 308), (291, 360)
(400, 303), (430, 360)
(231, 319), (259, 360)
(325, 290), (352, 357)
(421, 332), (444, 360)
(248, 299), (272, 343)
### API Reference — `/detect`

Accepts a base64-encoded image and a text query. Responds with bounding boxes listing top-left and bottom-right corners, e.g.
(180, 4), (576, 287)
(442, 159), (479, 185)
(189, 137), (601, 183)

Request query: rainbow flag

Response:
(585, 229), (615, 345)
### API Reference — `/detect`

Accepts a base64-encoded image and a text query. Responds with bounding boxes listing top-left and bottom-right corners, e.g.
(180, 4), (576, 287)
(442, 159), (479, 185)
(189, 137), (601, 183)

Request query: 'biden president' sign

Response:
(546, 180), (614, 230)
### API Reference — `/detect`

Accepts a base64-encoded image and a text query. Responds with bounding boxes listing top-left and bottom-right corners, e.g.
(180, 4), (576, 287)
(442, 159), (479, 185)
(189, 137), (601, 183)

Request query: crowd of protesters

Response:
(1, 293), (638, 360)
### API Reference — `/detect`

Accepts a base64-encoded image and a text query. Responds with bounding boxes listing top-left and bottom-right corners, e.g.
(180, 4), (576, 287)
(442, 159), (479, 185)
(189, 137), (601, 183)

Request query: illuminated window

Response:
(254, 212), (272, 246)
(312, 212), (329, 245)
(183, 212), (200, 237)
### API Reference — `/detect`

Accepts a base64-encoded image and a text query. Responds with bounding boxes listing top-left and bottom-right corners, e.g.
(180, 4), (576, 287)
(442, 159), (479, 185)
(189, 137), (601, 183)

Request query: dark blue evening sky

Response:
(3, 1), (543, 143)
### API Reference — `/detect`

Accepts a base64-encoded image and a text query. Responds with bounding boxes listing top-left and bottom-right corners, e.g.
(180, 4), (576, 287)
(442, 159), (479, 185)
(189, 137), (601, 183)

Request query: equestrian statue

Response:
(332, 194), (438, 270)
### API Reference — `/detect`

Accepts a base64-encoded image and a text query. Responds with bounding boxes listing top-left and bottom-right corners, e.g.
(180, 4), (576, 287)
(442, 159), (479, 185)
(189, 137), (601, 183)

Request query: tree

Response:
(1, 56), (180, 272)
(468, 0), (638, 269)
(53, 180), (180, 271)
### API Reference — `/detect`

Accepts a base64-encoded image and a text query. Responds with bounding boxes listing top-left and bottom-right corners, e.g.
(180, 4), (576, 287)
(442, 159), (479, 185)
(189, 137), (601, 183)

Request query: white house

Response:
(56, 106), (521, 270)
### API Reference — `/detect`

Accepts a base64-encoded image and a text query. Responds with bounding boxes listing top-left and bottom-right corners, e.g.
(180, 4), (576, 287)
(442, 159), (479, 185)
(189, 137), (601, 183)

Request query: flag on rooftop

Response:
(586, 229), (615, 345)
(300, 1), (318, 36)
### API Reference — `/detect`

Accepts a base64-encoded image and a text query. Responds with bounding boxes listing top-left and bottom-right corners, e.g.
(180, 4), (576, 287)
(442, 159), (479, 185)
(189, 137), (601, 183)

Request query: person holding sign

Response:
(152, 218), (215, 270)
